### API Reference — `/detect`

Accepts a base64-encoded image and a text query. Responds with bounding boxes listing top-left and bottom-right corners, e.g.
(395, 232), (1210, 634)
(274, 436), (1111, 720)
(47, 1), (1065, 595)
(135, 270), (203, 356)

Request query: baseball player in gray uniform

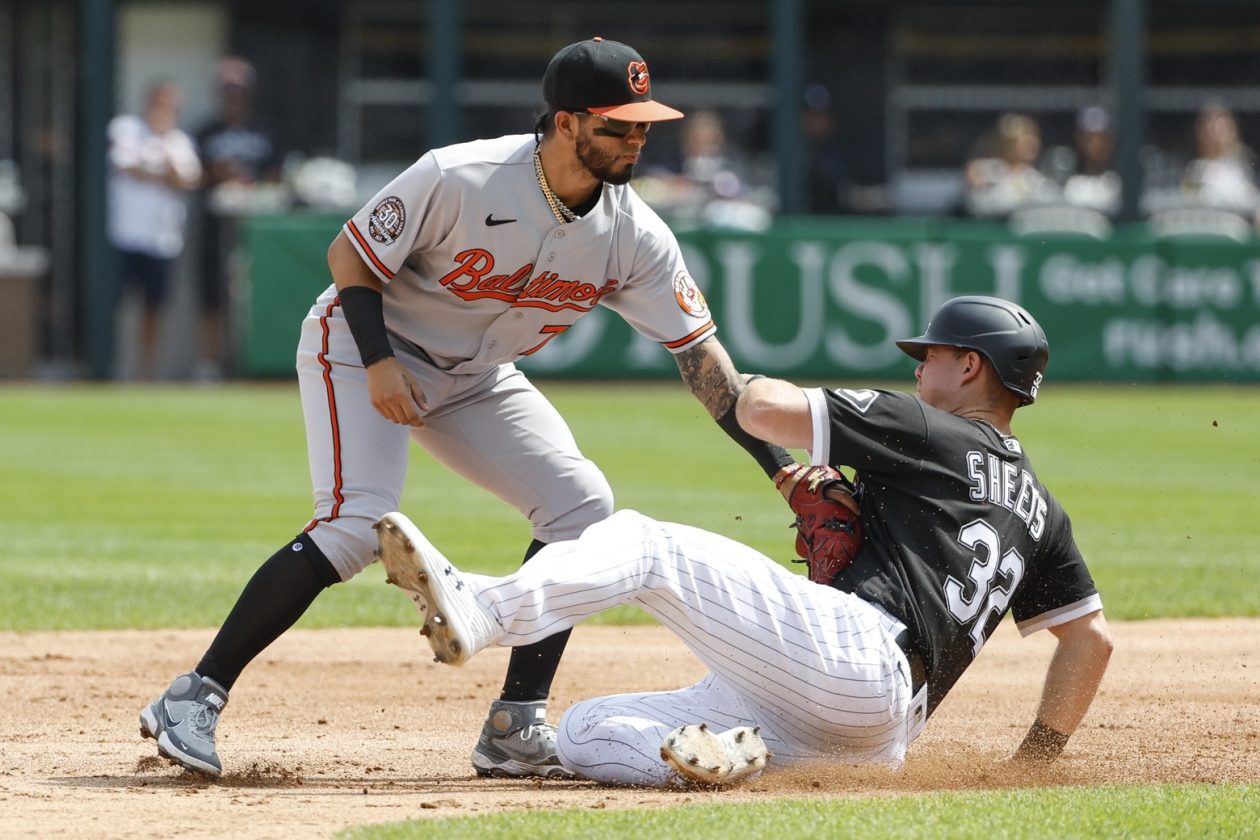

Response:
(138, 37), (794, 779)
(374, 296), (1114, 786)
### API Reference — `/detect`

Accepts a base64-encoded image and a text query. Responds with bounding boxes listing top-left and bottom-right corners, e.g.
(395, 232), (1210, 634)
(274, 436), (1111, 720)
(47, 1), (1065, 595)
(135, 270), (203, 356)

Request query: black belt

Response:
(895, 629), (927, 695)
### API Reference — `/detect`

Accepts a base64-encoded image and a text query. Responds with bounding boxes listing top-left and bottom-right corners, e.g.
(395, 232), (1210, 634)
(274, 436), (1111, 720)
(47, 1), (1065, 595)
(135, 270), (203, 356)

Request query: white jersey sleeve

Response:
(600, 191), (716, 353)
(343, 152), (455, 283)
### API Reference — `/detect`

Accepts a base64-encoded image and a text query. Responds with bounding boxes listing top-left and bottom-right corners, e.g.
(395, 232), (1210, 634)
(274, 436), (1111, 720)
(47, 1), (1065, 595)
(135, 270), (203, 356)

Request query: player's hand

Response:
(774, 465), (859, 515)
(366, 357), (429, 427)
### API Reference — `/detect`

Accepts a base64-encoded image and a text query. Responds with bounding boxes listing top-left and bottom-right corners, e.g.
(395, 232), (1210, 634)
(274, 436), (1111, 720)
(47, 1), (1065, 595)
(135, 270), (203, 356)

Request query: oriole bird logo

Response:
(627, 61), (650, 95)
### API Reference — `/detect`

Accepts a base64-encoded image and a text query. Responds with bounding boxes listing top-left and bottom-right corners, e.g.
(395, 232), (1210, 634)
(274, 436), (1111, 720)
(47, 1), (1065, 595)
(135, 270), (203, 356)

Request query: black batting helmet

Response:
(896, 296), (1050, 405)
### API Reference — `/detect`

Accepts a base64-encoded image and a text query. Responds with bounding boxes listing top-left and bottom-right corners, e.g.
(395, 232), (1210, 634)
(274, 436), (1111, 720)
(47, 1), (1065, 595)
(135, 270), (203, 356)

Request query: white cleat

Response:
(660, 723), (771, 786)
(374, 512), (501, 666)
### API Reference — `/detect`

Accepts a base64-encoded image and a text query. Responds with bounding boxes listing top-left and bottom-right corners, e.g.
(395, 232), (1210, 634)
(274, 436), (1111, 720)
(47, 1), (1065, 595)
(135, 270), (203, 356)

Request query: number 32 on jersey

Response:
(944, 520), (1026, 658)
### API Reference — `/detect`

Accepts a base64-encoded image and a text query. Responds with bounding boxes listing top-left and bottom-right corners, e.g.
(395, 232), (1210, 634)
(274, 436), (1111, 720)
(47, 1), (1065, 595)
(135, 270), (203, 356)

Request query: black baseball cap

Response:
(543, 37), (684, 123)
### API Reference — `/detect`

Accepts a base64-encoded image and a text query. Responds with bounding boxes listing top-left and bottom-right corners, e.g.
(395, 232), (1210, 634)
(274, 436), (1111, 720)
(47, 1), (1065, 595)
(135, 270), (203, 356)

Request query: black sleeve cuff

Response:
(716, 403), (796, 478)
(338, 285), (394, 368)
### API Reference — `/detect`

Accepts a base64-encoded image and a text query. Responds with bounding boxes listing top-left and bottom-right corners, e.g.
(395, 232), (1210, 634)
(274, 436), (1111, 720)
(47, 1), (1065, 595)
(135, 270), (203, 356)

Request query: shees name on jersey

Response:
(965, 448), (1047, 539)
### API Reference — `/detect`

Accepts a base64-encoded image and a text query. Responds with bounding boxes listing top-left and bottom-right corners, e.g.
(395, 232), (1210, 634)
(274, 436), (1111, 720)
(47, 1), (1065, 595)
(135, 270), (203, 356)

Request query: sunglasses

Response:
(578, 112), (652, 138)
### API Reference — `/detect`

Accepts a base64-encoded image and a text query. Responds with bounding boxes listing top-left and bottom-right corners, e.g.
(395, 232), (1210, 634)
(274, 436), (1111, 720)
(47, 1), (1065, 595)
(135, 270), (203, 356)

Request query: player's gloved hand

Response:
(776, 464), (864, 586)
(366, 357), (429, 427)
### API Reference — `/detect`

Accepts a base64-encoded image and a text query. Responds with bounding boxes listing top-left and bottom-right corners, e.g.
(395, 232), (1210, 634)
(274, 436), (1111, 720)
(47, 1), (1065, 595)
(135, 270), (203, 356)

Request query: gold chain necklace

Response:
(533, 149), (577, 224)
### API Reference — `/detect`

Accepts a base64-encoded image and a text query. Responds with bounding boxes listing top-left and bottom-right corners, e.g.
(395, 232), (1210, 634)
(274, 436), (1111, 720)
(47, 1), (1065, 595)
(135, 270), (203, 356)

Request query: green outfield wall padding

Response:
(238, 213), (345, 377)
(239, 214), (1260, 383)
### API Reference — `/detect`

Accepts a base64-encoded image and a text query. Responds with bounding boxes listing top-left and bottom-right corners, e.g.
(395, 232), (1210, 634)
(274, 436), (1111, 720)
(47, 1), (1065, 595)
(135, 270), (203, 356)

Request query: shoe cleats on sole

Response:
(375, 512), (484, 666)
(660, 723), (770, 786)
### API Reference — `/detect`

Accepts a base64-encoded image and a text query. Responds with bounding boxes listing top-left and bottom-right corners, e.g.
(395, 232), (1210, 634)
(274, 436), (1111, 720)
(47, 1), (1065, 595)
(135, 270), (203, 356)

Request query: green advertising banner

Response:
(518, 219), (1260, 383)
(240, 214), (1260, 383)
(238, 213), (345, 377)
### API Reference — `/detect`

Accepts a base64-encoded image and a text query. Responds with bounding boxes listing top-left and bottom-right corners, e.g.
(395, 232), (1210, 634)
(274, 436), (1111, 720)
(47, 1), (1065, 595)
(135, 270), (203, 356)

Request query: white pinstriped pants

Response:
(464, 509), (925, 786)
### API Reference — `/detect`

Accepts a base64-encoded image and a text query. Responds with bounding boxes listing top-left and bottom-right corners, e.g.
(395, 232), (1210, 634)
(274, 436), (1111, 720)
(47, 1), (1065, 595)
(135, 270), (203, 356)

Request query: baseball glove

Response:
(785, 466), (864, 586)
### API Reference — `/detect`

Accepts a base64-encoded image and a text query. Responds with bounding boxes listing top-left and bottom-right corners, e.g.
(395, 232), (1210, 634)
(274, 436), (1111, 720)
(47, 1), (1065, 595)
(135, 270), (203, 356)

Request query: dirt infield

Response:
(1, 619), (1256, 838)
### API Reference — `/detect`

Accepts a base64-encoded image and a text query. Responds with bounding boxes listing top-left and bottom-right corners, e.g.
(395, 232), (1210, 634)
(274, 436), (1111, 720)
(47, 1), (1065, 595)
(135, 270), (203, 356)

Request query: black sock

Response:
(499, 538), (572, 702)
(196, 532), (341, 691)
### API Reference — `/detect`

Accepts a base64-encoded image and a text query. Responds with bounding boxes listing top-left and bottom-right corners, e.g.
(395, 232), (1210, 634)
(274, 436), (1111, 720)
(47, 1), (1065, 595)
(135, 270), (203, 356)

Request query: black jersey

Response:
(196, 121), (276, 184)
(807, 387), (1101, 716)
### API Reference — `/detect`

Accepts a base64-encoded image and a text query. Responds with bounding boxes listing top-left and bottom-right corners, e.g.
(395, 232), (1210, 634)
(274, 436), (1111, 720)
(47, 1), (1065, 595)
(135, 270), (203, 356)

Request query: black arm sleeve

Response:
(717, 402), (796, 478)
(338, 285), (394, 368)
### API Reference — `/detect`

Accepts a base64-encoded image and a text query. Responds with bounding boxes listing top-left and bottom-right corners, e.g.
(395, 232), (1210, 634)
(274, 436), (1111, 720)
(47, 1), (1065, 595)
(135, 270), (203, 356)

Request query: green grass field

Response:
(1, 381), (1254, 630)
(343, 784), (1260, 840)
(2, 380), (1257, 837)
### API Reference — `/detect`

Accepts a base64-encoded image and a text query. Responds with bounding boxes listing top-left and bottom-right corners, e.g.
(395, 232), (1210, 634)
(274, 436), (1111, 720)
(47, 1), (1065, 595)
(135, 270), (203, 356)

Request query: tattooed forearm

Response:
(683, 338), (796, 476)
(675, 338), (742, 419)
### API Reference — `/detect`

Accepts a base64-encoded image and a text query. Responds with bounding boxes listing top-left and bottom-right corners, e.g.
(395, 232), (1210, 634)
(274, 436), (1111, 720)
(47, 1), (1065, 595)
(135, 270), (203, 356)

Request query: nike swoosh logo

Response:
(485, 214), (517, 226)
(162, 699), (183, 728)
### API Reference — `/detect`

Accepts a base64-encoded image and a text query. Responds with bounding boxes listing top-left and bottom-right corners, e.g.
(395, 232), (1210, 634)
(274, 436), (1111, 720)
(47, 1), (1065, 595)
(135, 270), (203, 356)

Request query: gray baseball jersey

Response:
(338, 133), (715, 372)
(298, 134), (715, 579)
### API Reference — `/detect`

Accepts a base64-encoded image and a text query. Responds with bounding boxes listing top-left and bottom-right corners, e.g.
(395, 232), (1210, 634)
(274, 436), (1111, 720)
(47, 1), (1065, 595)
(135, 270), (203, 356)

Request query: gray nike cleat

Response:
(139, 671), (229, 777)
(471, 699), (576, 779)
(374, 511), (501, 665)
(660, 723), (770, 786)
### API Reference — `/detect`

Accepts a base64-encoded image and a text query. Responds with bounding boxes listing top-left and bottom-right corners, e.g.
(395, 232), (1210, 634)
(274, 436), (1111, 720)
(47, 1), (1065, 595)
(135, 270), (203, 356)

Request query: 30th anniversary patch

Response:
(369, 196), (406, 245)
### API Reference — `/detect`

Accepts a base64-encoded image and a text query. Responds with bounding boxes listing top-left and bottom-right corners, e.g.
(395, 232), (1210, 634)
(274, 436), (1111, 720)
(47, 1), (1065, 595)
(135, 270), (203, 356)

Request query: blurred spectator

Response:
(0, 159), (26, 220)
(107, 80), (202, 379)
(634, 110), (772, 230)
(964, 112), (1059, 218)
(1061, 105), (1121, 217)
(0, 159), (23, 254)
(679, 111), (734, 188)
(194, 56), (280, 379)
(1181, 102), (1260, 218)
(801, 83), (851, 215)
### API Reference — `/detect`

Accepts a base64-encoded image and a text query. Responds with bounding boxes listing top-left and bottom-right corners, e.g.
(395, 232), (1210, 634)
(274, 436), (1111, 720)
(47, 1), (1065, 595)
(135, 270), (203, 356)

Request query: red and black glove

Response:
(779, 465), (864, 586)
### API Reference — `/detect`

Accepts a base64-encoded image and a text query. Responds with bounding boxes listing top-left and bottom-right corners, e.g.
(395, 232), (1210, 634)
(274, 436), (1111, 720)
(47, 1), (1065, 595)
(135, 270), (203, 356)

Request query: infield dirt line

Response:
(0, 619), (1256, 839)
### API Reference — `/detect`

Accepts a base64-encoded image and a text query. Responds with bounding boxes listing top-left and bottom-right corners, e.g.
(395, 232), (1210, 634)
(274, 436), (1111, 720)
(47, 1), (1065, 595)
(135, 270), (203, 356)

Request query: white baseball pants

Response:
(464, 509), (928, 786)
